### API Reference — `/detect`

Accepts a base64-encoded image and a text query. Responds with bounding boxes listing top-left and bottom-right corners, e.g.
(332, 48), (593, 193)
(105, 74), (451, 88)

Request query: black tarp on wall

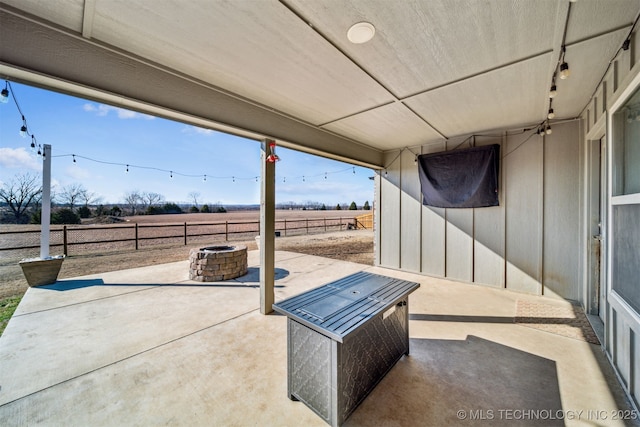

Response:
(418, 144), (500, 208)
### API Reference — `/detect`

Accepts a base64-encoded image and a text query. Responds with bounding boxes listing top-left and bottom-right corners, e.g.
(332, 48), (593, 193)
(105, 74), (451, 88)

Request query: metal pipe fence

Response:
(0, 217), (358, 261)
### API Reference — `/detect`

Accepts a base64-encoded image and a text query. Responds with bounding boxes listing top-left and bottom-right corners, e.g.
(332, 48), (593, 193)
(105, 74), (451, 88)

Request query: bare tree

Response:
(78, 187), (101, 208)
(188, 191), (201, 208)
(123, 190), (142, 215)
(0, 173), (43, 224)
(141, 192), (164, 211)
(58, 183), (85, 209)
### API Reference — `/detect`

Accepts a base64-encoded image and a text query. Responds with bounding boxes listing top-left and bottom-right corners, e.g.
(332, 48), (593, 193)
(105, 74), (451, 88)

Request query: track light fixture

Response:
(549, 85), (557, 98)
(0, 82), (8, 104)
(547, 108), (555, 119)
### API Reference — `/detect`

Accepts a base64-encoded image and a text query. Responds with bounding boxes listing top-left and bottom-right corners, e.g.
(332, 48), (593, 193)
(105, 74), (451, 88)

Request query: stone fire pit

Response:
(189, 245), (248, 282)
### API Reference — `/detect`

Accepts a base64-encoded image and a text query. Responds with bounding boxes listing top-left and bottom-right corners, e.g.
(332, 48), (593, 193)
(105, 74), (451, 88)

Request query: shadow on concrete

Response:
(239, 267), (290, 282)
(346, 335), (563, 426)
(410, 313), (515, 323)
(44, 267), (290, 291)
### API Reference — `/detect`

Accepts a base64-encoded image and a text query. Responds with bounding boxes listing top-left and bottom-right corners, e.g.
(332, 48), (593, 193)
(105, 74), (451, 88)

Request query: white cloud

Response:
(181, 125), (216, 136)
(65, 165), (91, 180)
(0, 147), (41, 171)
(83, 103), (155, 120)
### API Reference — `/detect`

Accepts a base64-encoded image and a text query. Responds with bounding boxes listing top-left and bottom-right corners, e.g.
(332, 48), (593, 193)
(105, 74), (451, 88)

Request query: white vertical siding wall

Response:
(400, 149), (421, 272)
(505, 132), (544, 295)
(378, 124), (579, 298)
(420, 142), (446, 276)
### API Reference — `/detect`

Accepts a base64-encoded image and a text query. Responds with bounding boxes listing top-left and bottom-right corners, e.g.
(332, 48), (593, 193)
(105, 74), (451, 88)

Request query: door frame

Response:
(584, 116), (607, 324)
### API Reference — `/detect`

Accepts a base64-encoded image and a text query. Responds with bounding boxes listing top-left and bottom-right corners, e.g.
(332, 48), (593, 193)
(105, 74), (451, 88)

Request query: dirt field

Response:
(0, 230), (373, 300)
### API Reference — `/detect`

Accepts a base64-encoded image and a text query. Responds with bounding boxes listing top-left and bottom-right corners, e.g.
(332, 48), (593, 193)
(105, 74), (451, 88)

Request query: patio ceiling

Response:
(1, 0), (638, 167)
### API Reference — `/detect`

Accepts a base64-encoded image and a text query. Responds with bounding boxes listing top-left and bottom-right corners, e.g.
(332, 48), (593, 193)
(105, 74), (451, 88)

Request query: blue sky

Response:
(0, 82), (374, 207)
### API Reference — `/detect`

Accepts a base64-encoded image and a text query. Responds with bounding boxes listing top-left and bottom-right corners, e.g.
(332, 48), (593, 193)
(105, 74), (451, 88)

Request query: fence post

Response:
(339, 217), (342, 230)
(184, 222), (187, 246)
(284, 219), (287, 237)
(225, 221), (229, 241)
(306, 218), (309, 234)
(135, 223), (139, 250)
(63, 225), (68, 256)
(324, 218), (326, 232)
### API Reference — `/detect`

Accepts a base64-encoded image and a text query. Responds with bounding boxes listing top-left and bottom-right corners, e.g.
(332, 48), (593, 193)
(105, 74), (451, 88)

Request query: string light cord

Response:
(52, 153), (359, 183)
(502, 125), (543, 159)
(4, 80), (44, 155)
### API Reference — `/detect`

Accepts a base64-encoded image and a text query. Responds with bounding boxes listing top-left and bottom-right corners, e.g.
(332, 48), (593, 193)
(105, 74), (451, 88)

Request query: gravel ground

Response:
(0, 230), (373, 300)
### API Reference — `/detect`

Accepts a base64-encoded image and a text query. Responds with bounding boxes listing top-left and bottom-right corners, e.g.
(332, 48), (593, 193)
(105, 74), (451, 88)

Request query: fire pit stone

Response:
(189, 244), (248, 281)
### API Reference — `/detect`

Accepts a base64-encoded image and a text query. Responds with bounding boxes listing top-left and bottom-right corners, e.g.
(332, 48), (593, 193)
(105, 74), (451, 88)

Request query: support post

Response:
(260, 139), (276, 314)
(40, 144), (51, 259)
(63, 226), (68, 256)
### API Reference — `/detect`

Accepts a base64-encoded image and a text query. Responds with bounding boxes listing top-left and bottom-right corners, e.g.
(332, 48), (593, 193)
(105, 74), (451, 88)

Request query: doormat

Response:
(515, 300), (600, 345)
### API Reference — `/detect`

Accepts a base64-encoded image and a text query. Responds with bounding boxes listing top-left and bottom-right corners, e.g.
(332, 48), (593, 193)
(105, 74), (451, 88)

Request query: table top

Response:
(273, 271), (420, 342)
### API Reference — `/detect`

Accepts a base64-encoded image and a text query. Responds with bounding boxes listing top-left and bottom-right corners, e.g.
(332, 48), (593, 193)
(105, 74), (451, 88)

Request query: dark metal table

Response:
(273, 271), (420, 427)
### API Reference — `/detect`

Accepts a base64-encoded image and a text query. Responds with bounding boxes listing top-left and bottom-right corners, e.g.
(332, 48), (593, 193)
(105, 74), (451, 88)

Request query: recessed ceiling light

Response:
(347, 22), (375, 44)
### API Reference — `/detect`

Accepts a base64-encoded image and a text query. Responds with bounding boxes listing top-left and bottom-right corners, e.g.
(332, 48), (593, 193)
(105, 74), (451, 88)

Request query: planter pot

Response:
(19, 256), (65, 287)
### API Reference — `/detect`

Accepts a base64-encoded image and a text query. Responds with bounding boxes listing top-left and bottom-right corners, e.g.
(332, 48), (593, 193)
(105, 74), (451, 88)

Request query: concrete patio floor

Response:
(0, 250), (636, 426)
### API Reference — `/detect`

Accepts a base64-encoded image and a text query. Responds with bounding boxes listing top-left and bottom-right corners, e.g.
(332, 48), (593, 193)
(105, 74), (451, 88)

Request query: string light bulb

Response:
(549, 85), (557, 98)
(126, 164), (129, 173)
(170, 171), (173, 178)
(352, 167), (355, 174)
(203, 174), (206, 182)
(559, 62), (570, 79)
(546, 125), (552, 135)
(547, 108), (555, 119)
(19, 115), (27, 137)
(0, 82), (8, 104)
(324, 172), (327, 180)
(30, 135), (36, 148)
(72, 154), (76, 163)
